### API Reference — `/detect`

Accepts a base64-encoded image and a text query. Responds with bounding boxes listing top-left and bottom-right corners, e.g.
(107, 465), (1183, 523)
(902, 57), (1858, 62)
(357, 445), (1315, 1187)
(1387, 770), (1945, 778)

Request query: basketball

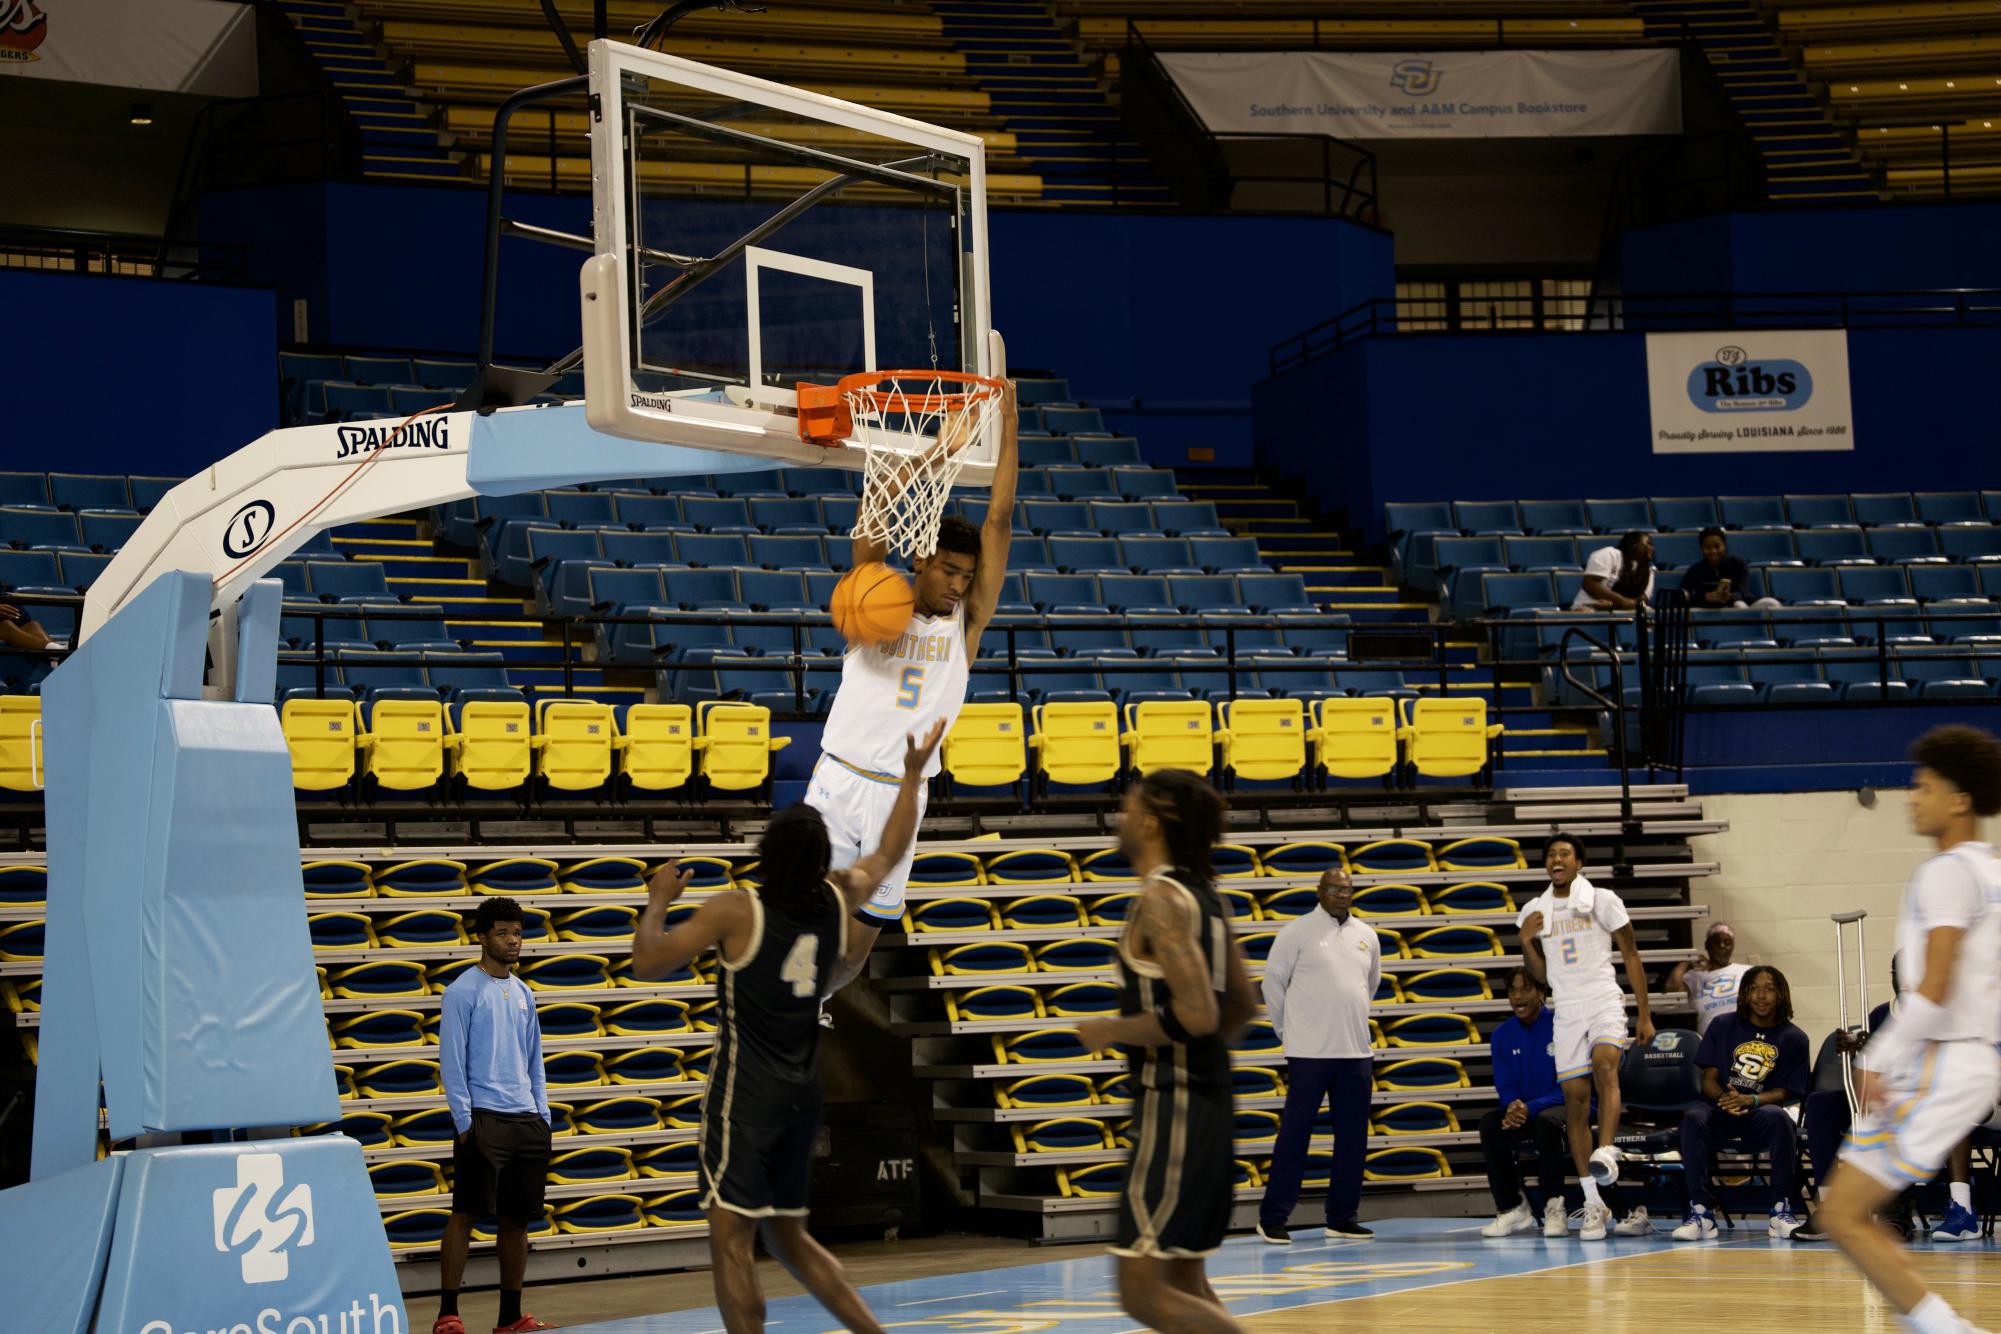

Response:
(830, 561), (915, 645)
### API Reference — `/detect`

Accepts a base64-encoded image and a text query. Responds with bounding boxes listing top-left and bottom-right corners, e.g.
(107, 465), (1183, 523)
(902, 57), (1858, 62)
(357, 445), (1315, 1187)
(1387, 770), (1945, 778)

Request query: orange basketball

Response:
(831, 561), (915, 645)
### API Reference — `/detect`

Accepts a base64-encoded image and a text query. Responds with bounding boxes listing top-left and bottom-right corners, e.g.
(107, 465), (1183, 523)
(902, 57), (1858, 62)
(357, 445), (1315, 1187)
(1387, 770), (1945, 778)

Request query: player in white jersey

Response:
(1821, 726), (2001, 1334)
(1516, 833), (1654, 1241)
(811, 384), (1018, 992)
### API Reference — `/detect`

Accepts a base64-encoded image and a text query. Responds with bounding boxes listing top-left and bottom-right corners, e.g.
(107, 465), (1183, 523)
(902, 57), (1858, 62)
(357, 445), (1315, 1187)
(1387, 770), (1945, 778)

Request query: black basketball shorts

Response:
(453, 1109), (552, 1222)
(1112, 1080), (1235, 1260)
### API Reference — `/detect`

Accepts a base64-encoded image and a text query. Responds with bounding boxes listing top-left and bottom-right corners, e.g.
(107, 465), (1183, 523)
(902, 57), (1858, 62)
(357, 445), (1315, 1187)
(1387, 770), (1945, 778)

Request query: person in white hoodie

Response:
(1517, 834), (1654, 1241)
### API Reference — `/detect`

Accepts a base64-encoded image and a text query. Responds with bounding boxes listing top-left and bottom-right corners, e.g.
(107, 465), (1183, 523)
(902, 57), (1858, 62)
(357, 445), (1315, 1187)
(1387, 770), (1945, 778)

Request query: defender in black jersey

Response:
(632, 719), (945, 1334)
(1077, 769), (1257, 1334)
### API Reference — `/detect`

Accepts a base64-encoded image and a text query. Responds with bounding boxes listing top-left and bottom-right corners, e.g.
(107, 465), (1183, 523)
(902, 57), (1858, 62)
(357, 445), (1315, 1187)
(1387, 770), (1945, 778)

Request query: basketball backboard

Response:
(579, 38), (999, 483)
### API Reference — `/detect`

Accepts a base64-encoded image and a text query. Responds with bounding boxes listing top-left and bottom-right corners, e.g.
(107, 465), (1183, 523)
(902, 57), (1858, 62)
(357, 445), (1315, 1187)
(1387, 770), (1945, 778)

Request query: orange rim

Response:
(840, 368), (1007, 414)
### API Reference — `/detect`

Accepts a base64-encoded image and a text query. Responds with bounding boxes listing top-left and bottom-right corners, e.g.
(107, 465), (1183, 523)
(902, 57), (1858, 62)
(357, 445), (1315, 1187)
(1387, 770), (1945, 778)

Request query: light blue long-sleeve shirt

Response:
(439, 966), (549, 1134)
(1261, 907), (1381, 1060)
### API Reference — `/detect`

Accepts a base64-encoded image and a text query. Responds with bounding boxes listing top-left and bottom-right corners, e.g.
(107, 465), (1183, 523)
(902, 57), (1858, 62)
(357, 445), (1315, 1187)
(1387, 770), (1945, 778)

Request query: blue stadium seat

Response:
(1169, 576), (1238, 611)
(336, 648), (428, 694)
(609, 493), (676, 528)
(1149, 501), (1227, 537)
(1480, 572), (1557, 614)
(1450, 500), (1521, 535)
(1943, 527), (2001, 563)
(1784, 494), (1854, 527)
(1118, 536), (1200, 574)
(1018, 438), (1074, 467)
(1719, 496), (1788, 530)
(1650, 531), (1703, 571)
(1050, 535), (1126, 573)
(544, 491), (619, 528)
(1915, 492), (1983, 525)
(1729, 530), (1799, 566)
(682, 497), (754, 532)
(322, 383), (393, 420)
(709, 469), (786, 498)
(1188, 537), (1265, 573)
(1004, 537), (1054, 575)
(1909, 566), (1983, 603)
(748, 533), (826, 569)
(1238, 573), (1314, 612)
(343, 355), (415, 385)
(1653, 497), (1720, 530)
(127, 476), (179, 511)
(1866, 528), (1942, 564)
(1023, 501), (1092, 535)
(1503, 536), (1578, 571)
(1043, 407), (1105, 434)
(738, 568), (808, 609)
(676, 534), (752, 568)
(362, 602), (456, 650)
(749, 498), (824, 531)
(0, 550), (60, 589)
(526, 528), (604, 611)
(57, 550), (110, 590)
(277, 352), (346, 421)
(1026, 573), (1101, 610)
(779, 467), (853, 496)
(1693, 613), (1774, 649)
(1823, 654), (1912, 701)
(591, 531), (671, 570)
(1113, 468), (1178, 500)
(1, 508), (81, 550)
(1584, 498), (1652, 532)
(411, 358), (477, 390)
(1517, 500), (1590, 535)
(1046, 469), (1116, 502)
(388, 386), (454, 415)
(1077, 438), (1142, 467)
(426, 652), (513, 694)
(48, 474), (129, 511)
(1838, 566), (1912, 604)
(1089, 502), (1155, 535)
(0, 473), (49, 508)
(305, 562), (389, 600)
(1015, 378), (1071, 404)
(1688, 682), (1759, 707)
(1853, 492), (1919, 528)
(1794, 528), (1870, 566)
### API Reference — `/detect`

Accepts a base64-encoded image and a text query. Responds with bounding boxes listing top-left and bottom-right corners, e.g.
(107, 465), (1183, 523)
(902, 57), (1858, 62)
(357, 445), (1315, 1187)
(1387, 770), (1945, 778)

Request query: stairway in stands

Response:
(1178, 473), (1610, 775)
(1632, 0), (1875, 202)
(331, 516), (642, 707)
(933, 0), (1169, 207)
(277, 0), (458, 183)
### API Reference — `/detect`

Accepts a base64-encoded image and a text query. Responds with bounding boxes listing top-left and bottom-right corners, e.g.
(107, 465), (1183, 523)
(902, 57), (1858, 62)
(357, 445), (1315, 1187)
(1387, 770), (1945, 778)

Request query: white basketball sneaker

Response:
(1614, 1207), (1654, 1237)
(1588, 1145), (1622, 1186)
(1481, 1202), (1535, 1238)
(1579, 1201), (1613, 1241)
(1544, 1197), (1569, 1237)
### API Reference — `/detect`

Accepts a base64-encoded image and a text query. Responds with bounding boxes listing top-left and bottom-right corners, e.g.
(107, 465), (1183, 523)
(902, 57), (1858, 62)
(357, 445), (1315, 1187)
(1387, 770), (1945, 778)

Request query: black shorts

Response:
(453, 1109), (552, 1222)
(699, 1099), (820, 1218)
(1112, 1080), (1234, 1260)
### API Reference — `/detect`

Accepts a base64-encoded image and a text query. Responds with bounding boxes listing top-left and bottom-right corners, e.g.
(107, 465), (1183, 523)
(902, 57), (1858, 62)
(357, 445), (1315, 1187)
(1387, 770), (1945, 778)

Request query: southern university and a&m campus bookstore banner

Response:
(1646, 330), (1855, 454)
(1159, 49), (1680, 139)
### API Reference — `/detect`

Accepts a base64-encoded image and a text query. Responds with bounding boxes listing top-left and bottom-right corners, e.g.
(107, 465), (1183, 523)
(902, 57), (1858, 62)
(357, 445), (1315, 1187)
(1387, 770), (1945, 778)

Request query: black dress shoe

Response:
(1325, 1219), (1374, 1239)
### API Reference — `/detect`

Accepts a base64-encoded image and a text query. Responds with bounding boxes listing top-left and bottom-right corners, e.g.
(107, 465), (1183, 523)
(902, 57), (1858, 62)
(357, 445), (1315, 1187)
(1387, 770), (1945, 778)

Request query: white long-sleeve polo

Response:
(1261, 907), (1381, 1060)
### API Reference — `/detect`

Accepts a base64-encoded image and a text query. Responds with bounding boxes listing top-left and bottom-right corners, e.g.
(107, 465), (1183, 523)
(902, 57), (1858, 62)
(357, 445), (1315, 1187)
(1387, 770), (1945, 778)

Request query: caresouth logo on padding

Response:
(0, 0), (47, 63)
(212, 1153), (316, 1285)
(1685, 344), (1813, 413)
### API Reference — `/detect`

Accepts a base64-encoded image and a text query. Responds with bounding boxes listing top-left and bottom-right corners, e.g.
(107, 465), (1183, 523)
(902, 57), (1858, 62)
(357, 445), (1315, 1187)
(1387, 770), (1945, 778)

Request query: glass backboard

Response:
(579, 38), (998, 480)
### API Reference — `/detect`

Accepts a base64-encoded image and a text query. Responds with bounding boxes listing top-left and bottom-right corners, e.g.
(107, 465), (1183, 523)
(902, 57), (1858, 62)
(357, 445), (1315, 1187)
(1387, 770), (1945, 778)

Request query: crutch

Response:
(1832, 909), (1871, 1117)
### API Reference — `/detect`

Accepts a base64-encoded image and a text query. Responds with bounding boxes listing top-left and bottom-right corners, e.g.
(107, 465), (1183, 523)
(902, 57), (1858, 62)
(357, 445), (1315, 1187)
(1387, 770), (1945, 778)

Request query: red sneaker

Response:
(493, 1318), (557, 1333)
(431, 1319), (465, 1334)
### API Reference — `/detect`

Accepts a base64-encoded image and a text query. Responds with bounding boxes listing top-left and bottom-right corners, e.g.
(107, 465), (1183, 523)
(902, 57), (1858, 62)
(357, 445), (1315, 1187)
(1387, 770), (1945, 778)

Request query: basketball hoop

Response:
(797, 369), (1006, 559)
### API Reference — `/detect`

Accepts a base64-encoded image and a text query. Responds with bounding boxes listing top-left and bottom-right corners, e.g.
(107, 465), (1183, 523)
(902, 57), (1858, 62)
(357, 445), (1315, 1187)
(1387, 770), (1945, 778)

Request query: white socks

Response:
(1580, 1178), (1604, 1210)
(1904, 1293), (1963, 1334)
(1950, 1182), (1973, 1212)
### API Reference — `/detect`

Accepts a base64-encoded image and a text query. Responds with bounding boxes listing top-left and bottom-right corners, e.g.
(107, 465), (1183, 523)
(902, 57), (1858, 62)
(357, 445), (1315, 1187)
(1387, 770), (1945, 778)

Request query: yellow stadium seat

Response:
(1427, 881), (1516, 915)
(615, 703), (695, 791)
(1372, 927), (1409, 959)
(1085, 891), (1138, 925)
(1383, 1013), (1481, 1048)
(372, 859), (468, 897)
(999, 894), (1087, 930)
(376, 909), (468, 948)
(1351, 884), (1428, 918)
(307, 911), (377, 951)
(1057, 1163), (1125, 1197)
(1309, 697), (1400, 781)
(943, 702), (1027, 790)
(1349, 839), (1439, 874)
(534, 698), (616, 790)
(1216, 697), (1306, 785)
(1435, 837), (1526, 873)
(946, 985), (1043, 1024)
(559, 856), (648, 894)
(1400, 968), (1493, 1003)
(1234, 1108), (1282, 1150)
(1371, 1100), (1462, 1135)
(0, 918), (44, 961)
(1029, 699), (1121, 788)
(1370, 974), (1405, 1007)
(995, 1028), (1098, 1063)
(1217, 887), (1261, 920)
(447, 697), (532, 790)
(357, 696), (446, 790)
(553, 1194), (646, 1234)
(1121, 697), (1212, 777)
(929, 940), (1033, 976)
(904, 897), (1001, 933)
(1375, 1058), (1471, 1094)
(281, 696), (357, 791)
(1399, 697), (1501, 781)
(0, 695), (44, 791)
(327, 961), (428, 1000)
(996, 1072), (1097, 1109)
(1363, 1146), (1452, 1182)
(1012, 1118), (1114, 1154)
(1407, 925), (1503, 959)
(696, 701), (790, 791)
(909, 850), (985, 887)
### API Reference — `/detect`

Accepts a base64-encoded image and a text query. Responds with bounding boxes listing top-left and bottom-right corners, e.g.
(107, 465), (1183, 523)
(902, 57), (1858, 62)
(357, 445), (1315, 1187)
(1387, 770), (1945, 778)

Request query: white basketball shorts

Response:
(1842, 1038), (2001, 1189)
(1554, 997), (1630, 1083)
(804, 753), (926, 925)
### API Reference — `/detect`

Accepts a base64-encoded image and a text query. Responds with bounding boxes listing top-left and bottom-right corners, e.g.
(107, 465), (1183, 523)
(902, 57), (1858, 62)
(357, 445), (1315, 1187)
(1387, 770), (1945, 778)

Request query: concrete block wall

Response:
(1689, 790), (1927, 1041)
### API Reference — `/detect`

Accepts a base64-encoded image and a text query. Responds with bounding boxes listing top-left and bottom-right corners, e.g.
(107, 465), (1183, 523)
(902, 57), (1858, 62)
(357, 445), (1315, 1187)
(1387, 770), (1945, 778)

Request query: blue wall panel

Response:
(0, 269), (275, 477)
(1620, 201), (2001, 294)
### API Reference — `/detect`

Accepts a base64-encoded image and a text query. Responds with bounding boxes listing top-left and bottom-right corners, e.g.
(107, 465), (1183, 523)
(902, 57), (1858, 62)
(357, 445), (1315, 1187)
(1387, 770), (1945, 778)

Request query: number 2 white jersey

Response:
(817, 607), (971, 779)
(1516, 876), (1631, 1011)
(1895, 841), (2001, 1046)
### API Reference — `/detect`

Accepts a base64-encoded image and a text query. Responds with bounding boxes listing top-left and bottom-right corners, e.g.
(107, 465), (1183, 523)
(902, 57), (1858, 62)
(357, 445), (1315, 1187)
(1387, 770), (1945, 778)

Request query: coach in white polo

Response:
(1256, 867), (1381, 1243)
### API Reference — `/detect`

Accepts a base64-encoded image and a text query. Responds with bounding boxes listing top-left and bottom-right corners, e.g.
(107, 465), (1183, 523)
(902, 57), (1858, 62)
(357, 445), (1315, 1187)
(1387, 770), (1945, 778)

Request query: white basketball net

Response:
(844, 373), (1003, 559)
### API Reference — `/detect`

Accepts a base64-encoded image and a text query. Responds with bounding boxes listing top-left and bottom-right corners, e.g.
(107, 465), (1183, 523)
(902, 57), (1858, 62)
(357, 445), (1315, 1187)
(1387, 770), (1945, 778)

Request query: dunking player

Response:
(1517, 833), (1655, 1241)
(631, 721), (946, 1334)
(1820, 725), (2001, 1334)
(811, 383), (1017, 992)
(1077, 770), (1257, 1334)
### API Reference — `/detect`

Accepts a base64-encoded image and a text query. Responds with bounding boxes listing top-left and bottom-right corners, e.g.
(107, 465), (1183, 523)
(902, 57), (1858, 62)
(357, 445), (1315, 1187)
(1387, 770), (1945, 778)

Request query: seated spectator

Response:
(1665, 922), (1750, 1036)
(0, 594), (51, 653)
(1680, 528), (1781, 610)
(1573, 531), (1654, 613)
(1671, 965), (1811, 1241)
(1479, 968), (1569, 1238)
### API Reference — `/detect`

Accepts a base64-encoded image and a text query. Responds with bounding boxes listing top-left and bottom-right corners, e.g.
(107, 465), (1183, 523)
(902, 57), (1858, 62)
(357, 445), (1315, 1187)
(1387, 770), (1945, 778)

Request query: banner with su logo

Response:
(1646, 330), (1855, 453)
(0, 0), (256, 94)
(0, 0), (48, 63)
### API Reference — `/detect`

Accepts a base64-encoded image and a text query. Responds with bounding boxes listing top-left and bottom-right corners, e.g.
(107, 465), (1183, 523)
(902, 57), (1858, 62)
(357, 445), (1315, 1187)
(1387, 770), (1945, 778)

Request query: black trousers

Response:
(1479, 1105), (1570, 1213)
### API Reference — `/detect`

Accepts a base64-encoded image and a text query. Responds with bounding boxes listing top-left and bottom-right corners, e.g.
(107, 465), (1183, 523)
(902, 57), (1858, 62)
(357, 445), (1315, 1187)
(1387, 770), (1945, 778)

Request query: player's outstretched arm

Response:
(1517, 909), (1548, 984)
(1614, 922), (1655, 1042)
(964, 380), (1018, 647)
(631, 862), (751, 980)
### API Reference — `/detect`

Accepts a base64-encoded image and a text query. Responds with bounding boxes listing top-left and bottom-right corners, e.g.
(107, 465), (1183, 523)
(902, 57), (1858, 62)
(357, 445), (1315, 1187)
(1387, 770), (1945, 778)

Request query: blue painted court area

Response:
(565, 1216), (1835, 1333)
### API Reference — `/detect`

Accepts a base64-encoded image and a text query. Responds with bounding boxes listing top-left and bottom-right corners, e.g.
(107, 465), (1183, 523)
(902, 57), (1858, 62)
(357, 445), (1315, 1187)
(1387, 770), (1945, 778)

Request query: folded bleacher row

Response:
(0, 809), (1716, 1246)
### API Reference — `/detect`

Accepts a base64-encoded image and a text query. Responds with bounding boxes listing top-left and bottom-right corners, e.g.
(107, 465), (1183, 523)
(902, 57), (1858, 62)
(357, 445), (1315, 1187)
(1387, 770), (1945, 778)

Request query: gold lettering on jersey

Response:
(875, 631), (956, 664)
(1544, 910), (1599, 937)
